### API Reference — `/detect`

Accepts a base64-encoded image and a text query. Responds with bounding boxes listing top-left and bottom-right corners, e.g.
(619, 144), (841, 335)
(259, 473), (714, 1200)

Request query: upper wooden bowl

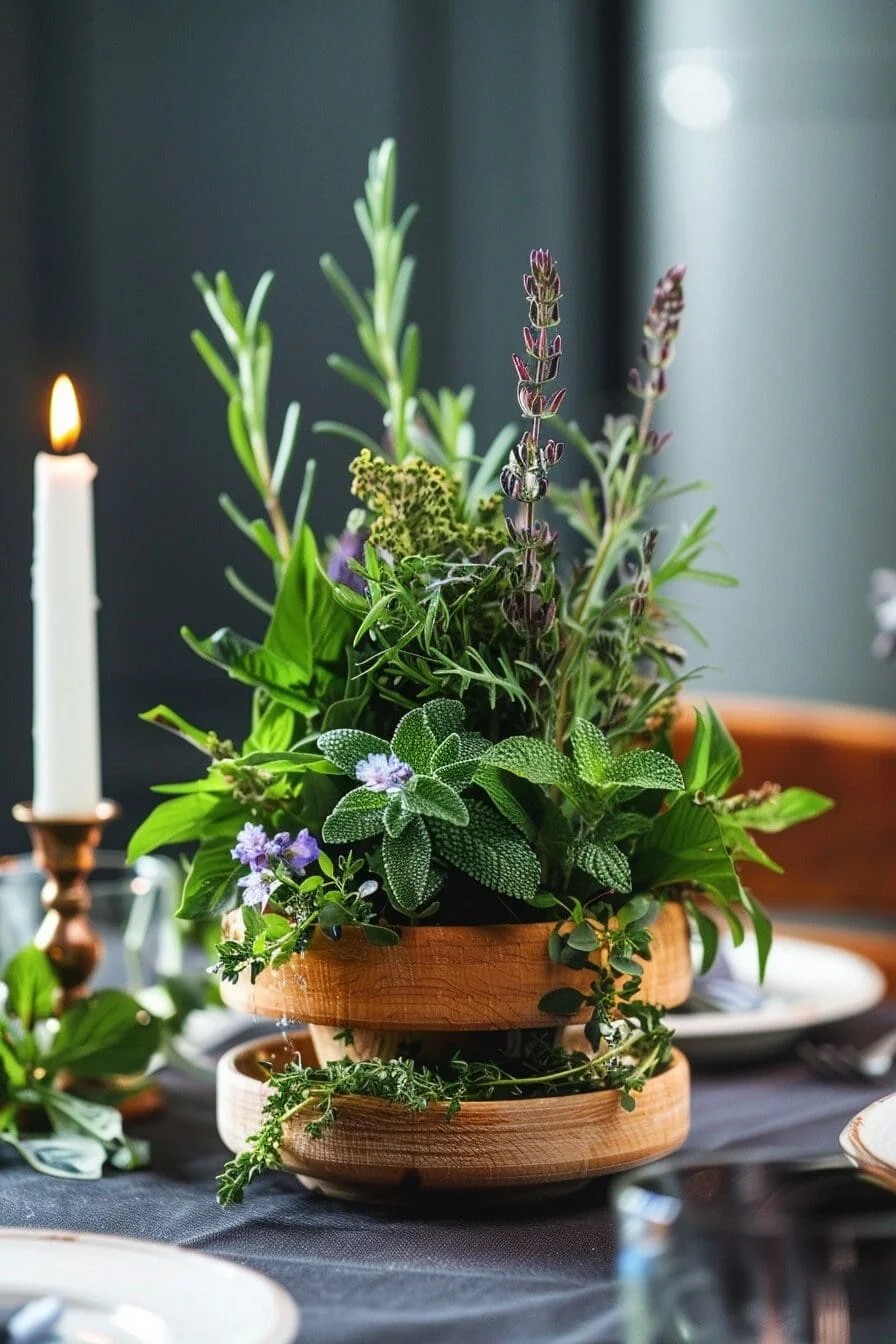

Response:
(217, 1030), (691, 1196)
(219, 900), (691, 1030)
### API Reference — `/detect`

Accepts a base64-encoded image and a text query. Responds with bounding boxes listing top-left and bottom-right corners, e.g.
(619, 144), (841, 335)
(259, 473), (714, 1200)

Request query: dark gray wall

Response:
(1, 1), (621, 852)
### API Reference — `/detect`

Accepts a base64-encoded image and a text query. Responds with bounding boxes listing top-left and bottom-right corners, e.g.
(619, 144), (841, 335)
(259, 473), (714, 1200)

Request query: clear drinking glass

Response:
(613, 1154), (896, 1344)
(0, 849), (184, 991)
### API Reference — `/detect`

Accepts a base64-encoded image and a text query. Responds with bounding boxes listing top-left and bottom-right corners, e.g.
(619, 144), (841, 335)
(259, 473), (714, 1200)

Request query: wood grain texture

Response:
(216, 1030), (690, 1192)
(219, 900), (692, 1029)
(673, 695), (896, 922)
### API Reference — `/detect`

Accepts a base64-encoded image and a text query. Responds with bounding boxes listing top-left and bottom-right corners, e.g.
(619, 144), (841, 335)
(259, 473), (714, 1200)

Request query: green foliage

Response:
(0, 948), (158, 1180)
(318, 699), (540, 911)
(214, 851), (397, 985)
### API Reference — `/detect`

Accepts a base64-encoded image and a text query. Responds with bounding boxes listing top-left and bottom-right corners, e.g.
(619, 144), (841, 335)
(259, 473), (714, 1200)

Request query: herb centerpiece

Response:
(129, 141), (829, 1203)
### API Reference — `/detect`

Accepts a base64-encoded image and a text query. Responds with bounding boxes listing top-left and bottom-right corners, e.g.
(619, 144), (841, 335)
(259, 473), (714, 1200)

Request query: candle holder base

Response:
(12, 800), (120, 1006)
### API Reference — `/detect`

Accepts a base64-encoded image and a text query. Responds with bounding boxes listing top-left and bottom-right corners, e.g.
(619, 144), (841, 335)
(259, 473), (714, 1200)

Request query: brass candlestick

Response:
(12, 800), (119, 1005)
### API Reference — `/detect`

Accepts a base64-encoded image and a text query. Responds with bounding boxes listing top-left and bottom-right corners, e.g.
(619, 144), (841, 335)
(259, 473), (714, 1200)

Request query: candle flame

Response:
(49, 375), (82, 451)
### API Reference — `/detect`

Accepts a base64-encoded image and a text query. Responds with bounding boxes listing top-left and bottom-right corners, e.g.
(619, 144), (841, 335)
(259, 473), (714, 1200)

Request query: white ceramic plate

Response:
(0, 1230), (300, 1344)
(841, 1092), (896, 1193)
(666, 935), (886, 1063)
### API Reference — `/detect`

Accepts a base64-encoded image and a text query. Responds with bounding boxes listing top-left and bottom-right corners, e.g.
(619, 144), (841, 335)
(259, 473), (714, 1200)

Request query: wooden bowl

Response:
(216, 1030), (690, 1200)
(219, 900), (691, 1030)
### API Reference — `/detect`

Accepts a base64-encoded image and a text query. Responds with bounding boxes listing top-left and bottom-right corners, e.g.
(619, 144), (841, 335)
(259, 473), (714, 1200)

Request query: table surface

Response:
(3, 1006), (896, 1344)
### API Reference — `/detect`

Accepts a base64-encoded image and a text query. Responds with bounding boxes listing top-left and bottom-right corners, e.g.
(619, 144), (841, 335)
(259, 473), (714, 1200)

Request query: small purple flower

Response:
(273, 827), (320, 875)
(355, 752), (414, 795)
(238, 867), (280, 912)
(328, 523), (367, 594)
(231, 822), (270, 871)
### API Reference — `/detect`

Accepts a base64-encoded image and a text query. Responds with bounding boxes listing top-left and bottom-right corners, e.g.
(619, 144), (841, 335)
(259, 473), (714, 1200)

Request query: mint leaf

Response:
(429, 800), (540, 902)
(474, 765), (537, 840)
(608, 749), (684, 792)
(317, 728), (391, 776)
(391, 706), (437, 771)
(570, 718), (613, 785)
(4, 946), (58, 1029)
(382, 816), (431, 912)
(574, 840), (632, 893)
(421, 698), (466, 740)
(321, 788), (387, 844)
(406, 775), (468, 826)
(482, 738), (580, 799)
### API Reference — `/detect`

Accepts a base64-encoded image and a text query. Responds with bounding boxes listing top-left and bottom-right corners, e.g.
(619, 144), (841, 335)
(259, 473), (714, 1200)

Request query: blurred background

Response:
(2, 0), (895, 852)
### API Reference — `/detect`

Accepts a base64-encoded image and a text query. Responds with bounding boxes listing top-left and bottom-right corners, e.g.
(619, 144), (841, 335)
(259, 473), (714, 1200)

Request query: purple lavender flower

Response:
(270, 827), (321, 874)
(238, 867), (280, 912)
(355, 752), (414, 795)
(231, 822), (270, 871)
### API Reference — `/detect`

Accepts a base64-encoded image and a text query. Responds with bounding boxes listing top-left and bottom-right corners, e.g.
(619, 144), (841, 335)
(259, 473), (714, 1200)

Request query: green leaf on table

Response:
(573, 841), (633, 893)
(127, 793), (241, 862)
(180, 626), (317, 714)
(318, 728), (391, 775)
(177, 839), (243, 920)
(682, 704), (742, 795)
(607, 750), (684, 792)
(3, 946), (58, 1029)
(0, 1131), (106, 1180)
(321, 788), (387, 844)
(382, 816), (432, 912)
(729, 787), (833, 833)
(45, 990), (160, 1077)
(405, 776), (468, 826)
(138, 704), (212, 753)
(41, 1089), (124, 1146)
(570, 718), (613, 785)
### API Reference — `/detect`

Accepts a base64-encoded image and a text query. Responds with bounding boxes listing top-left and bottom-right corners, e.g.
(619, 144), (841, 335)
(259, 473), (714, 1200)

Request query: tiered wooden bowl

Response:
(217, 900), (692, 1199)
(218, 1030), (691, 1201)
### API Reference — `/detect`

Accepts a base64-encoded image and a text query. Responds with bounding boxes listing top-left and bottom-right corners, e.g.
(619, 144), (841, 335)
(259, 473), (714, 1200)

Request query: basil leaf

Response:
(3, 946), (58, 1029)
(45, 991), (160, 1077)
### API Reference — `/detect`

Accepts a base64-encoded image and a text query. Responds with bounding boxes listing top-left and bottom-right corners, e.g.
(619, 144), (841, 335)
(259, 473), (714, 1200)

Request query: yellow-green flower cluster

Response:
(349, 449), (502, 560)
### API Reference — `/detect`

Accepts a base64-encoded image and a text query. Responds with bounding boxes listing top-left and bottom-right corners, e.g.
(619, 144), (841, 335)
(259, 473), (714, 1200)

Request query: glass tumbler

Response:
(613, 1154), (896, 1344)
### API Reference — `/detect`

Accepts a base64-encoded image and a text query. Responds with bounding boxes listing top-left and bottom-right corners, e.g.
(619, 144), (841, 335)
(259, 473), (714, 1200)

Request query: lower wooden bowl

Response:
(217, 1031), (690, 1202)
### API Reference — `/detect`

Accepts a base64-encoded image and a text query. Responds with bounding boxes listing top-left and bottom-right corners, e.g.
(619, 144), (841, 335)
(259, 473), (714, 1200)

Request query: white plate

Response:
(666, 935), (886, 1062)
(0, 1230), (300, 1344)
(841, 1092), (896, 1193)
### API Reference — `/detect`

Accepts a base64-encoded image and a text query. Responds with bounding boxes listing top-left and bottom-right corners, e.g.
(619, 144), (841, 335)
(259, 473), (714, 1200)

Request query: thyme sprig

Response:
(216, 1012), (671, 1205)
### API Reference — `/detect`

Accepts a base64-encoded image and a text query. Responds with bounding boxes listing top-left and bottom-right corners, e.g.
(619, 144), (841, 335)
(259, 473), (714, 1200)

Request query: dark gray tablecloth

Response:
(3, 1007), (896, 1344)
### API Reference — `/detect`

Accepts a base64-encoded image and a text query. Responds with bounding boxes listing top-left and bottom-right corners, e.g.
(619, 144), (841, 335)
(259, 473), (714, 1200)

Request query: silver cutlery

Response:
(799, 1026), (896, 1081)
